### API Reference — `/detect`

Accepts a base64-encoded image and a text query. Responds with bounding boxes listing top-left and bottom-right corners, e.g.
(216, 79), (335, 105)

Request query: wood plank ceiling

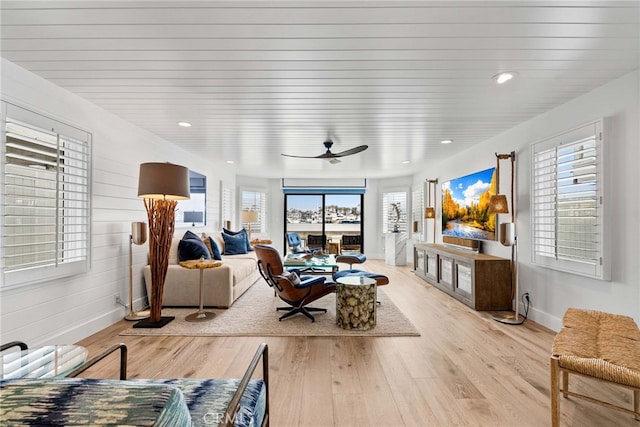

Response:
(1, 1), (638, 178)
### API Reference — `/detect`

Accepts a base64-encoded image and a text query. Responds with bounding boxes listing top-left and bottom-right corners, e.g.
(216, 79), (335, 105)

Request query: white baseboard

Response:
(517, 302), (562, 332)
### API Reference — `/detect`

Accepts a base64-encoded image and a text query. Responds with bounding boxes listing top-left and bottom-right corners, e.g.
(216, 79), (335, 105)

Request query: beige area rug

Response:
(120, 281), (419, 337)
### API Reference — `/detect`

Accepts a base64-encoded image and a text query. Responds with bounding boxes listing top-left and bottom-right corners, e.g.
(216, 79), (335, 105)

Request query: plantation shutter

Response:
(220, 181), (234, 228)
(382, 191), (407, 233)
(531, 120), (608, 280)
(241, 190), (267, 233)
(3, 106), (91, 287)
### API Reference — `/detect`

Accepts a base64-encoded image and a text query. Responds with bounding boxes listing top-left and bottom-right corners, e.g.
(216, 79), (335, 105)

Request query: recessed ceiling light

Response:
(177, 121), (192, 127)
(492, 72), (516, 85)
(402, 160), (410, 164)
(226, 160), (235, 164)
(441, 139), (453, 144)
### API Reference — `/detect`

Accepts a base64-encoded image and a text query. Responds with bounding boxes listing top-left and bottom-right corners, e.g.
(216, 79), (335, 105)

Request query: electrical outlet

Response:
(115, 293), (122, 305)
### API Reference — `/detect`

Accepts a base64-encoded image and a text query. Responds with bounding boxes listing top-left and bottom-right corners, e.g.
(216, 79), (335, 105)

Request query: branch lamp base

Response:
(132, 316), (175, 329)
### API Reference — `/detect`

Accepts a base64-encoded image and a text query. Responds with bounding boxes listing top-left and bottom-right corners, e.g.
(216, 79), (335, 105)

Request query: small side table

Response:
(178, 259), (223, 322)
(336, 275), (377, 330)
(250, 239), (272, 245)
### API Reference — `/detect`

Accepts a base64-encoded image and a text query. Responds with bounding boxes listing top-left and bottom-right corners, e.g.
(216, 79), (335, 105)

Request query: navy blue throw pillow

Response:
(222, 232), (248, 255)
(178, 231), (211, 261)
(208, 236), (222, 260)
(182, 230), (200, 241)
(223, 228), (253, 252)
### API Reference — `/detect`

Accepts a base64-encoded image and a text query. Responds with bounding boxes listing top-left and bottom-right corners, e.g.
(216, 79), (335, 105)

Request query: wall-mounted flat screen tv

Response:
(441, 167), (497, 241)
(183, 211), (204, 224)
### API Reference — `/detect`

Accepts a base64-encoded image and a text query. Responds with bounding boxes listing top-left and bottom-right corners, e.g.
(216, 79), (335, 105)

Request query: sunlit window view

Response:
(285, 194), (363, 254)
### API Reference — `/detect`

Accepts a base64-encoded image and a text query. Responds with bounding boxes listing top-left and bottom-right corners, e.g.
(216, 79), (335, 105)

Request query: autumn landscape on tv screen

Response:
(441, 167), (497, 241)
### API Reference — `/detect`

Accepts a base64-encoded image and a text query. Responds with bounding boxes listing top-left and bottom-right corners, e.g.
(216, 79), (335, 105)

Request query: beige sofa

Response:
(143, 232), (260, 308)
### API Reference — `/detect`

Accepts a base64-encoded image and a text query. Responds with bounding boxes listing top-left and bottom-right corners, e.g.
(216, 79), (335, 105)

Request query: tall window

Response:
(531, 120), (608, 280)
(284, 193), (363, 252)
(382, 191), (407, 233)
(241, 189), (266, 233)
(2, 105), (91, 287)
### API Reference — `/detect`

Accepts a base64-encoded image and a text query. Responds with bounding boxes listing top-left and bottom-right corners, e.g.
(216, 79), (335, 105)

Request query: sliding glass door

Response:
(284, 193), (363, 254)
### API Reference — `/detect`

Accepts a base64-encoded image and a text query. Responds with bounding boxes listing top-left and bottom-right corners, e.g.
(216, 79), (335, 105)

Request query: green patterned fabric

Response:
(0, 377), (266, 427)
(132, 378), (266, 427)
(0, 378), (191, 426)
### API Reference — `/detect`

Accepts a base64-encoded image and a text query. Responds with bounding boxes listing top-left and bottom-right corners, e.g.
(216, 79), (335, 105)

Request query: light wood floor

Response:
(78, 260), (637, 426)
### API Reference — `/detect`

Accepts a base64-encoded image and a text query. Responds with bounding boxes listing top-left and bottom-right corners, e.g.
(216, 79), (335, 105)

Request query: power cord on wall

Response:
(520, 292), (531, 323)
(115, 295), (127, 308)
(117, 296), (149, 311)
(495, 292), (530, 325)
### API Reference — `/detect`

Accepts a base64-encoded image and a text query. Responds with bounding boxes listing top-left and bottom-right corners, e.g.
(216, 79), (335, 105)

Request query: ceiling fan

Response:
(281, 139), (368, 164)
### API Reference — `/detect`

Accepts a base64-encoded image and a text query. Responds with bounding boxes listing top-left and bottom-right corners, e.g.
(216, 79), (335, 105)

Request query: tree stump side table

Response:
(335, 275), (376, 330)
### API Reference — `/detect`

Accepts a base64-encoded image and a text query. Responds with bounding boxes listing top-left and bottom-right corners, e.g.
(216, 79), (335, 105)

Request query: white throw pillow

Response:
(284, 271), (301, 286)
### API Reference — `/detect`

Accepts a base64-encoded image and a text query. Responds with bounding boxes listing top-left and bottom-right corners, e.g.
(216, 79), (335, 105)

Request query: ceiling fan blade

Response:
(280, 153), (319, 159)
(333, 145), (368, 157)
(281, 152), (336, 159)
(280, 140), (367, 160)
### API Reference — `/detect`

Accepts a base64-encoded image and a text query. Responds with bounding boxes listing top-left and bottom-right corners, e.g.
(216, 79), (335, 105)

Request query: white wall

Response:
(414, 70), (640, 330)
(237, 175), (418, 260)
(2, 59), (636, 345)
(0, 59), (236, 346)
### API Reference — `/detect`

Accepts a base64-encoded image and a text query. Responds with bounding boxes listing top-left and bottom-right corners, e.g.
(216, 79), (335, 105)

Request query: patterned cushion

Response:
(135, 378), (266, 427)
(0, 377), (267, 427)
(0, 378), (191, 426)
(284, 271), (301, 286)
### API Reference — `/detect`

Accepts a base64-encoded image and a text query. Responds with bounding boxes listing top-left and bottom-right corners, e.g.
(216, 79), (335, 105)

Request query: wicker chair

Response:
(550, 308), (640, 426)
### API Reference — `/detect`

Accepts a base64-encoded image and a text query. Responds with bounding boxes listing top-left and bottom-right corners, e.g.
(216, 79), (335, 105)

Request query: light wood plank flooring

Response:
(77, 260), (636, 426)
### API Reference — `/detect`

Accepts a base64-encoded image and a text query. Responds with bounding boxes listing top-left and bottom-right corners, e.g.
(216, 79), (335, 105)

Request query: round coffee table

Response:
(178, 259), (222, 322)
(335, 275), (377, 330)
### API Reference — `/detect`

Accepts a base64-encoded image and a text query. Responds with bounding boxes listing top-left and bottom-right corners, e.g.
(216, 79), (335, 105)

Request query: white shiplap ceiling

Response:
(1, 1), (638, 178)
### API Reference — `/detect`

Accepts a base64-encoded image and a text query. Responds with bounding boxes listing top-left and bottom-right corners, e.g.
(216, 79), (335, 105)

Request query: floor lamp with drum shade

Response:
(125, 221), (149, 321)
(488, 151), (523, 325)
(242, 210), (259, 241)
(133, 162), (190, 328)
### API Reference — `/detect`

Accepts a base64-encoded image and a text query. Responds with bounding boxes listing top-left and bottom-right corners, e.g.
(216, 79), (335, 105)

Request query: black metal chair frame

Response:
(1, 341), (28, 352)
